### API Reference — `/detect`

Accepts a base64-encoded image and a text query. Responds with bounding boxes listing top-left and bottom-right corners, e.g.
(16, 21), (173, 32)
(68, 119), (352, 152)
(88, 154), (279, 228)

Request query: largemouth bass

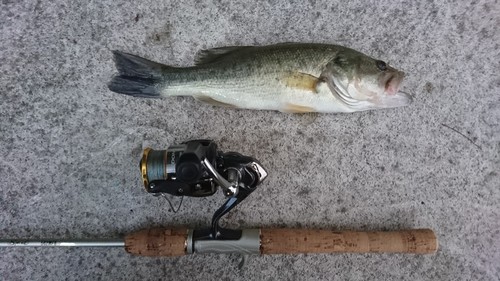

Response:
(108, 43), (411, 113)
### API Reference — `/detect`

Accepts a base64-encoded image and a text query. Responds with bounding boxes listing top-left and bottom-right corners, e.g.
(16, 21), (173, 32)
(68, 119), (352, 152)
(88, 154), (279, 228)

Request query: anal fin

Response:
(194, 95), (237, 108)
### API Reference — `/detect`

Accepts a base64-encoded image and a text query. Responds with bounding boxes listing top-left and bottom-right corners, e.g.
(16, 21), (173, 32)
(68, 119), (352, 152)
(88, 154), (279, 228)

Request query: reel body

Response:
(140, 140), (267, 239)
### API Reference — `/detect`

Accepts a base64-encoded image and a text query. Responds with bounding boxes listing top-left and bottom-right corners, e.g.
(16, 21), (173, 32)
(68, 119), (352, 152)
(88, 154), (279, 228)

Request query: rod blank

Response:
(0, 240), (125, 247)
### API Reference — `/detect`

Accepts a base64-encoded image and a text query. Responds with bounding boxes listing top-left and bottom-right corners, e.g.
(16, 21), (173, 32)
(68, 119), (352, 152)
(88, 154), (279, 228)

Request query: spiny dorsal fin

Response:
(194, 46), (253, 65)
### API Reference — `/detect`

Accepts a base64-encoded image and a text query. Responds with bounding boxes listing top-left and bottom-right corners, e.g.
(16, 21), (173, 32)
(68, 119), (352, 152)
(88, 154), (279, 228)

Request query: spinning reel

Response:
(140, 140), (267, 241)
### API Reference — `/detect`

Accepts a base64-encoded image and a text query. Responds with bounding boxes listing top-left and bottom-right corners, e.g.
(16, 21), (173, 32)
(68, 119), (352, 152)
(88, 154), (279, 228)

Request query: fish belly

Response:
(162, 80), (352, 113)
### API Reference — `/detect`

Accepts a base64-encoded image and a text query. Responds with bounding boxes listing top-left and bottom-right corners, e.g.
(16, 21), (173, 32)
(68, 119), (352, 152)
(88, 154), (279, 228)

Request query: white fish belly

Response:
(162, 79), (353, 113)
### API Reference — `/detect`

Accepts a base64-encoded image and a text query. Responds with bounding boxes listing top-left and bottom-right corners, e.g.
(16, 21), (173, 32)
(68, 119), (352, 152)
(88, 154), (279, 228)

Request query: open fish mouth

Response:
(367, 71), (411, 108)
(383, 72), (404, 96)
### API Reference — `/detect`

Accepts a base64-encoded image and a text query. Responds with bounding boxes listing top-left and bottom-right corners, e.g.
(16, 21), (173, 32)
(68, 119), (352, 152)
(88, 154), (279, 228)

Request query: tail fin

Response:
(108, 51), (167, 97)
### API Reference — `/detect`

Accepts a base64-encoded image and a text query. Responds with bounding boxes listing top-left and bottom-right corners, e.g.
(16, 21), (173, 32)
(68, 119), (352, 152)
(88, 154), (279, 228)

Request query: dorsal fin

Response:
(193, 44), (301, 65)
(194, 46), (253, 65)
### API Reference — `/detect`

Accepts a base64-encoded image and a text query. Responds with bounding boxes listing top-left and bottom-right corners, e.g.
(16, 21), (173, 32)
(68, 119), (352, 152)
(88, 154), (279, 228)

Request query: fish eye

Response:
(376, 60), (387, 71)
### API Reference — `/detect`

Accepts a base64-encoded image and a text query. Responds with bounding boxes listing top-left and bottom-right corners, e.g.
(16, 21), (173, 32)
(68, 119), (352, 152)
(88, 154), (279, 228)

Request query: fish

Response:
(108, 43), (411, 113)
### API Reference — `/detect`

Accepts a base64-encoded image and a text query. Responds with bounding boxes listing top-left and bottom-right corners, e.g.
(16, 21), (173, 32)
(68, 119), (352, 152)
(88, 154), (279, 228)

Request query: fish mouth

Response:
(384, 72), (404, 96)
(373, 71), (412, 108)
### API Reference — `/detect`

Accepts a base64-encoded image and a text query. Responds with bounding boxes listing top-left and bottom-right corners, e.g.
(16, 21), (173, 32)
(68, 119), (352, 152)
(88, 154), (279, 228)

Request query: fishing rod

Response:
(0, 229), (437, 256)
(1, 140), (438, 256)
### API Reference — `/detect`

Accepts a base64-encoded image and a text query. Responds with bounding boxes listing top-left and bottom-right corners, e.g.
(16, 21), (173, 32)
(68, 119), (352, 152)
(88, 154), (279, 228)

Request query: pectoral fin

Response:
(281, 103), (315, 113)
(282, 72), (322, 93)
(194, 95), (237, 108)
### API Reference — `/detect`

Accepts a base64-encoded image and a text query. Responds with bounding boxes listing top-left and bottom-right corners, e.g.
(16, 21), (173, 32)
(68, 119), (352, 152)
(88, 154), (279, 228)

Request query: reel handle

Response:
(124, 228), (437, 256)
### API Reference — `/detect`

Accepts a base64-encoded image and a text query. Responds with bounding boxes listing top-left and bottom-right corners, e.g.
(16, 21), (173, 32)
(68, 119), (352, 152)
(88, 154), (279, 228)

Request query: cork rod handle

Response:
(260, 228), (438, 254)
(124, 227), (438, 256)
(125, 228), (188, 257)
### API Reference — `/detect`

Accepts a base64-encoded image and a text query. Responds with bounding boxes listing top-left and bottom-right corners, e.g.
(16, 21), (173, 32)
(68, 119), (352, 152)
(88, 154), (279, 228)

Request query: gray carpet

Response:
(1, 1), (499, 280)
